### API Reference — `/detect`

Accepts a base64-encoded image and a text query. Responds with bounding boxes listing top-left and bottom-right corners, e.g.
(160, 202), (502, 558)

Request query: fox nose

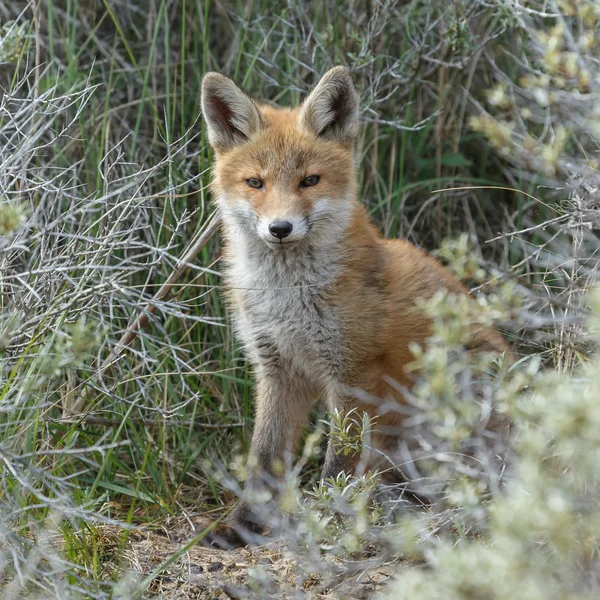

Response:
(268, 221), (293, 239)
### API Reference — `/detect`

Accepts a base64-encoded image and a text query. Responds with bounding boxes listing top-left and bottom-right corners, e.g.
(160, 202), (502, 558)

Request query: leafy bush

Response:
(382, 294), (600, 600)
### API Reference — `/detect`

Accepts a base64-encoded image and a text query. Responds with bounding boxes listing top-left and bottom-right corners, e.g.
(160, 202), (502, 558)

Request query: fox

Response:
(201, 66), (509, 547)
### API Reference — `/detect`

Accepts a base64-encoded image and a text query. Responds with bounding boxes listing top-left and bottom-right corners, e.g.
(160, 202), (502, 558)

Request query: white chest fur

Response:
(224, 230), (344, 385)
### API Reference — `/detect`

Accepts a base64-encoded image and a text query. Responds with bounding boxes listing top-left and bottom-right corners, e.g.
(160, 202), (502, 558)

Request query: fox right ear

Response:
(201, 73), (263, 151)
(299, 67), (359, 144)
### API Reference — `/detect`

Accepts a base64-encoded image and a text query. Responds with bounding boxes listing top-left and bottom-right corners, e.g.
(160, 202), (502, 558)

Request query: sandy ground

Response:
(98, 516), (400, 599)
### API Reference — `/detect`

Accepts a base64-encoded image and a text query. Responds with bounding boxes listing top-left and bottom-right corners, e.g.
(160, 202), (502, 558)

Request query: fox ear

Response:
(201, 73), (263, 151)
(299, 67), (359, 143)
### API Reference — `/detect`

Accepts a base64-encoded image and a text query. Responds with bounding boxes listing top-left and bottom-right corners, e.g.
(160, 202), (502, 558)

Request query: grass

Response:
(1, 0), (599, 598)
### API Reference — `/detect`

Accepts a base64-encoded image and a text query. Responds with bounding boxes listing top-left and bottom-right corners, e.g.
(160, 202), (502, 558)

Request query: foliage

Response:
(381, 295), (600, 600)
(0, 0), (598, 598)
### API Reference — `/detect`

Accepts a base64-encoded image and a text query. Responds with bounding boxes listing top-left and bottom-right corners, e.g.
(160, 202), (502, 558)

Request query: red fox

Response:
(201, 67), (509, 546)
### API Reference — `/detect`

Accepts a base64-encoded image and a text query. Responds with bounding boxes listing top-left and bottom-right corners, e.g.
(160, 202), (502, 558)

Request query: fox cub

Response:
(201, 67), (508, 545)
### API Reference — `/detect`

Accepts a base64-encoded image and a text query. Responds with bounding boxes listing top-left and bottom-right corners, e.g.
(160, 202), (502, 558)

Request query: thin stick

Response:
(53, 416), (241, 429)
(432, 185), (559, 213)
(33, 0), (41, 98)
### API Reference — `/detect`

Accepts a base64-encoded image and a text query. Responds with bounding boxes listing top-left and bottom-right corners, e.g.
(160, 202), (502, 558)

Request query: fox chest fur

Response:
(224, 233), (345, 387)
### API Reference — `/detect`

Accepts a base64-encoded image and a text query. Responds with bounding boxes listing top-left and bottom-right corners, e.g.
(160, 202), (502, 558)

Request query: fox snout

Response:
(259, 213), (309, 247)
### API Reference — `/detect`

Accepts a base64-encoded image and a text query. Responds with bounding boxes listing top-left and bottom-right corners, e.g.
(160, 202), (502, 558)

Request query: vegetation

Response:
(0, 0), (598, 598)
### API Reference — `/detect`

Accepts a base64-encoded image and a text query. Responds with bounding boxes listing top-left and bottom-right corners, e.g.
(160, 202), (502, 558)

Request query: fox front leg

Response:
(214, 367), (317, 548)
(321, 440), (361, 483)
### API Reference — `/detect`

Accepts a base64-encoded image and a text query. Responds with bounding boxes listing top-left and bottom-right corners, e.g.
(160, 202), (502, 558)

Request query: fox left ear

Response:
(201, 73), (263, 151)
(299, 67), (359, 143)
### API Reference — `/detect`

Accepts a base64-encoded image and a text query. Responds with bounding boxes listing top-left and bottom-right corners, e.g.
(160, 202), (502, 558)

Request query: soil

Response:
(98, 515), (399, 599)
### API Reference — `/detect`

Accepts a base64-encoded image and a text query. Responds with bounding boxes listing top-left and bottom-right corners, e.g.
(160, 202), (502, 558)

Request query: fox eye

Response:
(246, 178), (264, 189)
(300, 175), (320, 188)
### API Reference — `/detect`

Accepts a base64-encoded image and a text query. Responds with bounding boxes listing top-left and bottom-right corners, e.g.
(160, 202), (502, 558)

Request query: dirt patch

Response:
(97, 516), (399, 599)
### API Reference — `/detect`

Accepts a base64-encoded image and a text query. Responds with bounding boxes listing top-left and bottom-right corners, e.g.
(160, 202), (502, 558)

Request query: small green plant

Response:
(326, 408), (377, 458)
(302, 470), (382, 554)
(0, 200), (27, 237)
(0, 20), (31, 64)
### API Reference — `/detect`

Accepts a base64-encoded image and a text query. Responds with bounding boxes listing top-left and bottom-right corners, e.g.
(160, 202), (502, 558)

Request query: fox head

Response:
(201, 67), (359, 250)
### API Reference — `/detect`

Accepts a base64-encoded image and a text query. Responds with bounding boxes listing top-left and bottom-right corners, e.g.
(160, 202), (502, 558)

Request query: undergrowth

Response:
(0, 0), (598, 598)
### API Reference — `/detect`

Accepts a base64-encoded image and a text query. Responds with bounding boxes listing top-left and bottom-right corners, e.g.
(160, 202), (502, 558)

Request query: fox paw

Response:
(203, 521), (251, 550)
